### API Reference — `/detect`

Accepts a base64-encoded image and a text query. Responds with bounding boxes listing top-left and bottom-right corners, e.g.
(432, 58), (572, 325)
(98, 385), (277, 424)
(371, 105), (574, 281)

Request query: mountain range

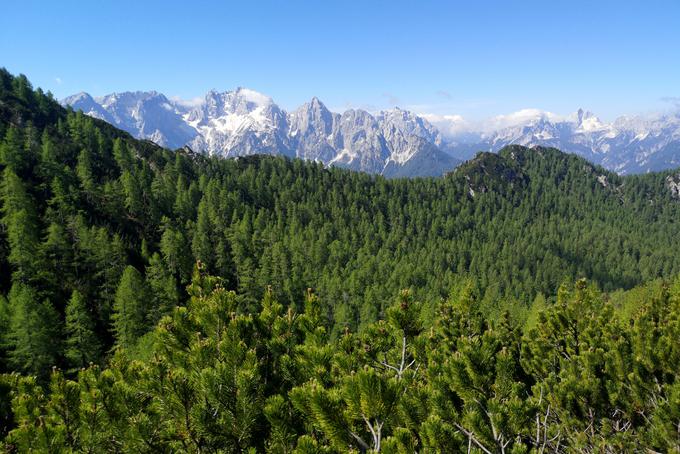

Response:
(62, 90), (459, 177)
(63, 89), (680, 176)
(440, 108), (680, 174)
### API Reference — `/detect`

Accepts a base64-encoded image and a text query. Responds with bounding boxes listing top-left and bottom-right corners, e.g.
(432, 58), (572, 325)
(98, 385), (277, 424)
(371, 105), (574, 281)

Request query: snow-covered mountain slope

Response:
(63, 91), (198, 149)
(444, 108), (680, 174)
(64, 88), (680, 176)
(64, 90), (459, 177)
(184, 88), (294, 158)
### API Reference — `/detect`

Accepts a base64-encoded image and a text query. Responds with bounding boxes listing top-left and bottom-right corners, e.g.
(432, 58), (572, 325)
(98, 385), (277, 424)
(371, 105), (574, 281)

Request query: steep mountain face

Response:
(289, 97), (339, 163)
(184, 88), (294, 158)
(63, 91), (197, 148)
(377, 108), (447, 171)
(64, 91), (459, 177)
(65, 87), (680, 176)
(448, 109), (680, 174)
(382, 138), (459, 178)
(61, 92), (115, 124)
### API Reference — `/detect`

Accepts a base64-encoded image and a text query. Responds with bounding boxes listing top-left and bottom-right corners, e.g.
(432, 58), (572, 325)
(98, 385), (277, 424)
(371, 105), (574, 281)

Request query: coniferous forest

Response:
(3, 69), (680, 452)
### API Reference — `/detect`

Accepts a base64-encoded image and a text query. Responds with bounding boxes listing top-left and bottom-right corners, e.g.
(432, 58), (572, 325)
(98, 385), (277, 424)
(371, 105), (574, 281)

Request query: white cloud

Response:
(169, 95), (204, 108)
(416, 108), (571, 138)
(419, 113), (471, 137)
(485, 108), (564, 131)
(661, 96), (680, 110)
(55, 77), (62, 85)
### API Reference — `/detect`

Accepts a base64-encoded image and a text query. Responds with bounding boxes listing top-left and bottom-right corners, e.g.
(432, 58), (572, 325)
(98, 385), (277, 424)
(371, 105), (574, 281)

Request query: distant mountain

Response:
(62, 91), (198, 149)
(64, 88), (680, 175)
(444, 108), (680, 174)
(64, 90), (460, 177)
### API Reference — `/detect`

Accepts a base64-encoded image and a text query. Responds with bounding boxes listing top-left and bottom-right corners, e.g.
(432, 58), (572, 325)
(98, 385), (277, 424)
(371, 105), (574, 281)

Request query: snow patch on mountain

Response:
(64, 89), (459, 177)
(64, 86), (680, 176)
(435, 107), (680, 174)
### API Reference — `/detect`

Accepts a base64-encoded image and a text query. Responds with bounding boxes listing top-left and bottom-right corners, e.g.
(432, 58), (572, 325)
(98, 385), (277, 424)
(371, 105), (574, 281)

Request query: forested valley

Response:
(2, 69), (680, 452)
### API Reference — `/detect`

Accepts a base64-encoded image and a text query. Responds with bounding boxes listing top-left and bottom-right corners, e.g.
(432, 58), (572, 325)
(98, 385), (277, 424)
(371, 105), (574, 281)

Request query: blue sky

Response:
(2, 0), (679, 121)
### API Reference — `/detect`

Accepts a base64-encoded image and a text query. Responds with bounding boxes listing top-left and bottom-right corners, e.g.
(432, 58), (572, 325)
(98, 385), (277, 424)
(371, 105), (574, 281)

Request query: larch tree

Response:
(111, 266), (150, 349)
(64, 290), (101, 370)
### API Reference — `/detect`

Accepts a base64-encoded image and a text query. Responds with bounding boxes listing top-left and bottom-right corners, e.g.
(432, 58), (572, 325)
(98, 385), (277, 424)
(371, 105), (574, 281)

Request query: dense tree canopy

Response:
(3, 266), (680, 452)
(2, 68), (680, 451)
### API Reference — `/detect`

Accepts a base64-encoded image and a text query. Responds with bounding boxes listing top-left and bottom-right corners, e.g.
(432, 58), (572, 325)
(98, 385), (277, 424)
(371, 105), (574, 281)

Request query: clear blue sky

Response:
(2, 0), (679, 120)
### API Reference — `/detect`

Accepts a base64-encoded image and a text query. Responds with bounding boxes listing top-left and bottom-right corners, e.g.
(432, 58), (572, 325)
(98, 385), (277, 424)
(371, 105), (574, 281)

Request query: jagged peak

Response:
(203, 87), (272, 105)
(66, 91), (92, 100)
(574, 107), (597, 123)
(233, 87), (272, 105)
(303, 96), (329, 112)
(571, 108), (605, 132)
(340, 108), (374, 119)
(103, 90), (163, 99)
(61, 91), (95, 105)
(379, 107), (411, 118)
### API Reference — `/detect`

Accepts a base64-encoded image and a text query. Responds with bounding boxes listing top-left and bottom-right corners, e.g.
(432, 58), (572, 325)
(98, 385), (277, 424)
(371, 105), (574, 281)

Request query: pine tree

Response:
(39, 222), (73, 299)
(64, 290), (101, 370)
(150, 263), (265, 451)
(121, 170), (143, 217)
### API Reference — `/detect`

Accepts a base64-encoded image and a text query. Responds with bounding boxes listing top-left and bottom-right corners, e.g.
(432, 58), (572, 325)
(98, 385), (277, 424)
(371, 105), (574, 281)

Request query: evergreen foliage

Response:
(64, 290), (100, 371)
(2, 68), (680, 451)
(2, 267), (680, 452)
(112, 266), (150, 349)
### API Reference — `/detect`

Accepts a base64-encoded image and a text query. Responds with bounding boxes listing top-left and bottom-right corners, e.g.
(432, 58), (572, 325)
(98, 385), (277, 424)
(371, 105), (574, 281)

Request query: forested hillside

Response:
(3, 68), (680, 367)
(2, 69), (680, 451)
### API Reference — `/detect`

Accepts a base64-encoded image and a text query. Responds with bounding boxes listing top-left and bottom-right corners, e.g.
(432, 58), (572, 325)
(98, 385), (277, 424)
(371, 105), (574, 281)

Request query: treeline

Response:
(2, 267), (680, 452)
(2, 68), (680, 378)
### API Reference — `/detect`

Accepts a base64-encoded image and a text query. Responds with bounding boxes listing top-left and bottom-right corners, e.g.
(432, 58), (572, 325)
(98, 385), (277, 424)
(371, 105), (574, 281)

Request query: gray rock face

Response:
(64, 91), (198, 148)
(289, 97), (340, 163)
(667, 173), (680, 199)
(64, 90), (459, 177)
(62, 92), (116, 124)
(447, 109), (680, 174)
(64, 88), (680, 176)
(330, 109), (390, 173)
(185, 88), (294, 158)
(377, 108), (444, 168)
